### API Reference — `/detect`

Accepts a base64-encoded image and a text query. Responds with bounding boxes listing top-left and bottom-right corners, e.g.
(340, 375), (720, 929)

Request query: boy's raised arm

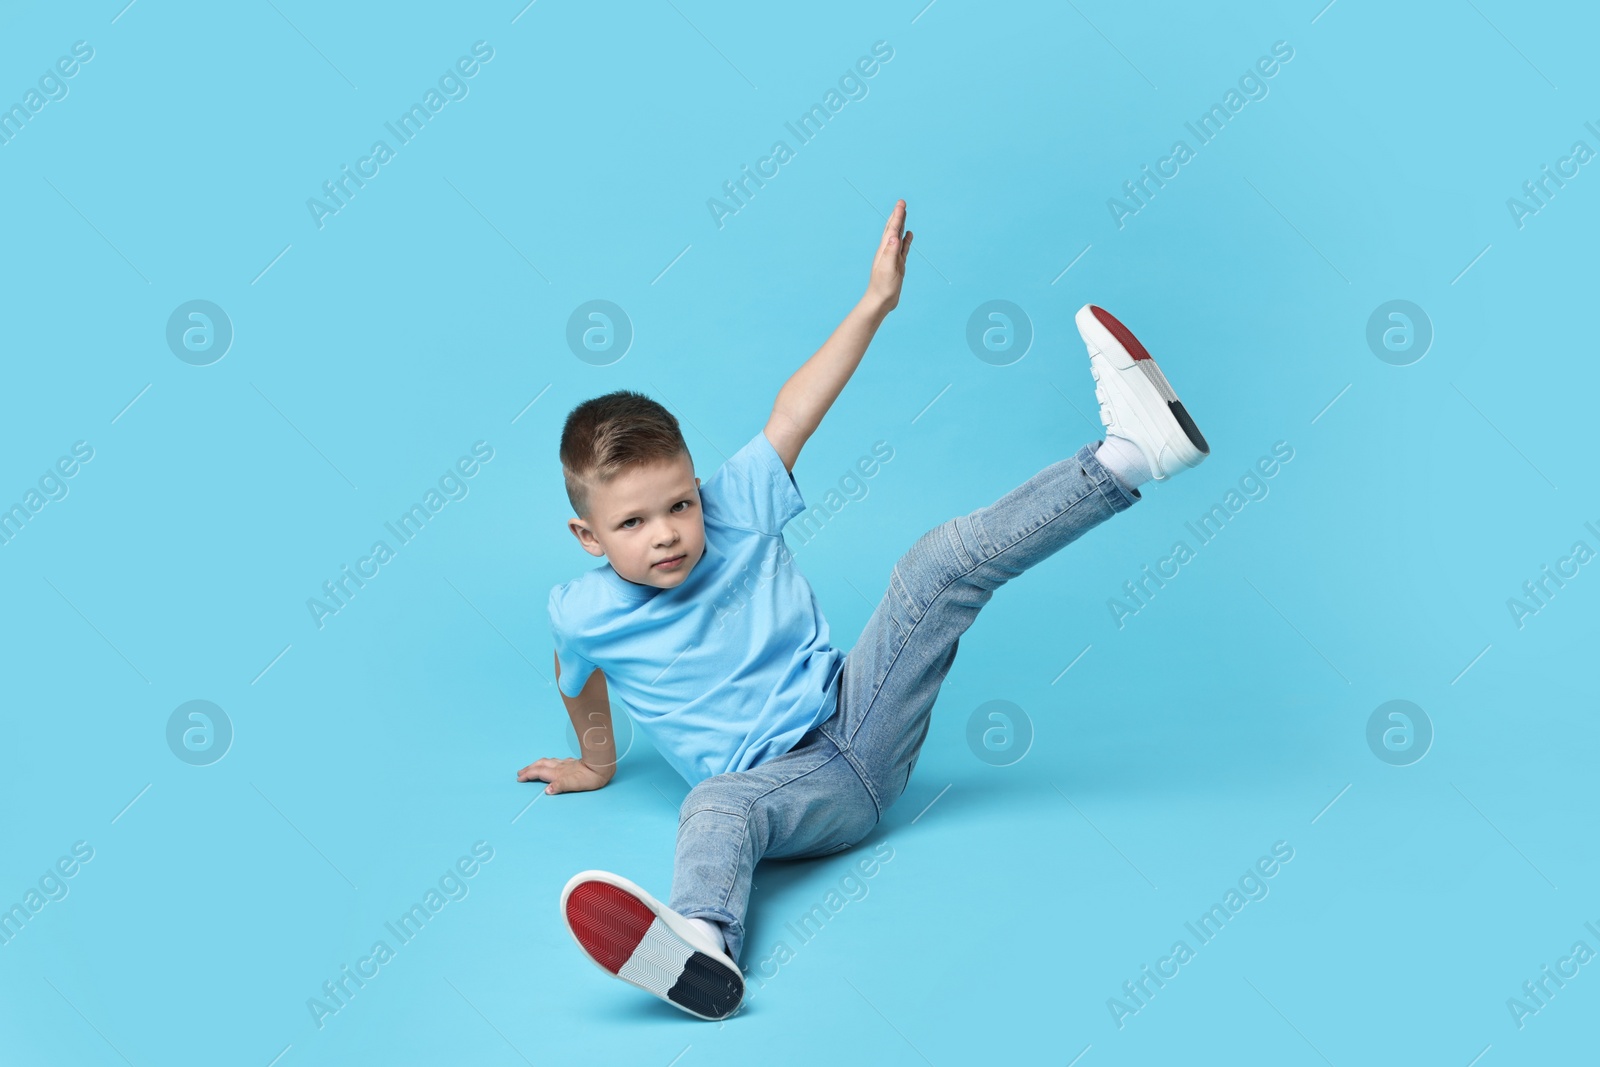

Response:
(764, 199), (912, 473)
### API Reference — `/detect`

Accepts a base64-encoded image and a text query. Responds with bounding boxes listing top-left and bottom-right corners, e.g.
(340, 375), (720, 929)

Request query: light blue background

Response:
(2, 1), (1595, 1064)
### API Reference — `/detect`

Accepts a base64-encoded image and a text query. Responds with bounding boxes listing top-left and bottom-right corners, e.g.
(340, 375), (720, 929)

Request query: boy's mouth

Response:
(652, 554), (687, 572)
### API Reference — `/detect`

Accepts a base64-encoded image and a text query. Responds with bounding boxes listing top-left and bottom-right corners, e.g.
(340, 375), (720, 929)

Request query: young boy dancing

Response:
(519, 200), (1209, 1020)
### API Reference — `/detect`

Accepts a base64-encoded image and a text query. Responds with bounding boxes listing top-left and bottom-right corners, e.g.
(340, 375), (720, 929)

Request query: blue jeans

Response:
(668, 441), (1139, 962)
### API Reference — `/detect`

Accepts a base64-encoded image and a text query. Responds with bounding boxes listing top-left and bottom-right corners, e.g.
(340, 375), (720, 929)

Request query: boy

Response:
(519, 200), (1209, 1020)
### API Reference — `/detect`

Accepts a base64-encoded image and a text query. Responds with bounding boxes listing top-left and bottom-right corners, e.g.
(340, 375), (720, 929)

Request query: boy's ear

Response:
(567, 518), (606, 558)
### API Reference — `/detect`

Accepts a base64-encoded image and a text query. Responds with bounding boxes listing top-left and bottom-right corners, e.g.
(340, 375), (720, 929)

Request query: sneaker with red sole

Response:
(1074, 304), (1210, 481)
(560, 870), (744, 1021)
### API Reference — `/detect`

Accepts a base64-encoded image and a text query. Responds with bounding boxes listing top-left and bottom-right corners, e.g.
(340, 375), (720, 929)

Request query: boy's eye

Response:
(620, 501), (692, 529)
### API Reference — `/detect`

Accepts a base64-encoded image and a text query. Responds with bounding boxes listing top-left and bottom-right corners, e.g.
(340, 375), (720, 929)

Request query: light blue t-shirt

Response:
(548, 430), (844, 786)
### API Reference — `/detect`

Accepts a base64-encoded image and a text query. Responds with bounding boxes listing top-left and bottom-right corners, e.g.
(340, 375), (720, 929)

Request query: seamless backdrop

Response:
(1, 1), (1597, 1065)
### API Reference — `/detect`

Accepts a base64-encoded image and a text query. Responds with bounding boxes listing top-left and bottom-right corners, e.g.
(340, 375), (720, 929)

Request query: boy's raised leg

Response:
(826, 442), (1136, 804)
(823, 304), (1207, 806)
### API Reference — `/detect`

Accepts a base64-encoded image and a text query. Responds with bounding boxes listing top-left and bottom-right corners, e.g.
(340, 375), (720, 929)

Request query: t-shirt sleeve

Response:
(548, 588), (599, 699)
(699, 430), (806, 536)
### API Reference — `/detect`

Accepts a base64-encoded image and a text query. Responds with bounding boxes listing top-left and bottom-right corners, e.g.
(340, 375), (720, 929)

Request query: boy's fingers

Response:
(882, 200), (905, 244)
(517, 758), (556, 781)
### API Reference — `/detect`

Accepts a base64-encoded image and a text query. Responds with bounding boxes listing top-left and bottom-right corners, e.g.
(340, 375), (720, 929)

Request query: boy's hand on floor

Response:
(516, 757), (613, 794)
(865, 198), (911, 313)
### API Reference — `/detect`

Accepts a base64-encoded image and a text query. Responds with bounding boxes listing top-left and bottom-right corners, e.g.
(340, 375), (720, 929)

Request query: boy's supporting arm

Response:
(515, 653), (616, 794)
(764, 199), (911, 473)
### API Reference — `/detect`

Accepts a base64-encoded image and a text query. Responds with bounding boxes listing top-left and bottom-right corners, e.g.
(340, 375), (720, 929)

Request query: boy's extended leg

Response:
(823, 304), (1209, 807)
(558, 730), (873, 1019)
(666, 728), (877, 965)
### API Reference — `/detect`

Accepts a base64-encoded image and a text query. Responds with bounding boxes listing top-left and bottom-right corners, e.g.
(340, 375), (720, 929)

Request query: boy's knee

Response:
(893, 519), (967, 616)
(679, 780), (744, 826)
(679, 783), (717, 822)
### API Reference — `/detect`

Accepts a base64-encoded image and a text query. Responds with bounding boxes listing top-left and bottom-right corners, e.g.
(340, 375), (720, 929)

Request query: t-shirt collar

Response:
(599, 561), (659, 601)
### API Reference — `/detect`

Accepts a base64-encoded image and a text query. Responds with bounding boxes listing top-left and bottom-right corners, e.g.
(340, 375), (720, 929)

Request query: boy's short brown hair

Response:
(560, 390), (691, 518)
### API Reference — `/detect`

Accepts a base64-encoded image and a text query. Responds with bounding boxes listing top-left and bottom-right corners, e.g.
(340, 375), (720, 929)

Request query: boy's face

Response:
(568, 453), (704, 590)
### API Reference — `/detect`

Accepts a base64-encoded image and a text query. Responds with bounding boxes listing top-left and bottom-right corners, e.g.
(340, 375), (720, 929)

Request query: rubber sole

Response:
(561, 872), (744, 1021)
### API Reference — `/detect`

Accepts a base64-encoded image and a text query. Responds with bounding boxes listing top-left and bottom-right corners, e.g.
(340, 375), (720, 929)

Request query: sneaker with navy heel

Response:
(560, 870), (744, 1021)
(1075, 304), (1209, 482)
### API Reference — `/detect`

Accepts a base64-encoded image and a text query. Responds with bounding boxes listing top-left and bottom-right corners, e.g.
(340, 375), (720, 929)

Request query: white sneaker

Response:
(1074, 304), (1209, 481)
(559, 870), (744, 1021)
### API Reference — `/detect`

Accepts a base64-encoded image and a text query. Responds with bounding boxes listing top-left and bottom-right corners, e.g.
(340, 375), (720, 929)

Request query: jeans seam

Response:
(680, 803), (745, 819)
(830, 732), (884, 821)
(844, 606), (914, 757)
(965, 483), (1100, 582)
(843, 565), (946, 799)
(946, 517), (978, 570)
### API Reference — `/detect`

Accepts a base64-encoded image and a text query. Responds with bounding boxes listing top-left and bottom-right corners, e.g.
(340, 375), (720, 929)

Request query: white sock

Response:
(1095, 434), (1153, 492)
(686, 916), (724, 951)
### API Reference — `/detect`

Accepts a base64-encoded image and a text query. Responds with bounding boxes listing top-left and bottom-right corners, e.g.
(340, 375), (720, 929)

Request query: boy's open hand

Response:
(865, 199), (912, 313)
(517, 756), (612, 795)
